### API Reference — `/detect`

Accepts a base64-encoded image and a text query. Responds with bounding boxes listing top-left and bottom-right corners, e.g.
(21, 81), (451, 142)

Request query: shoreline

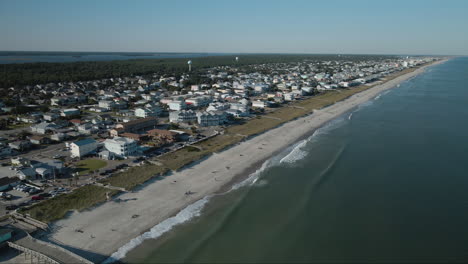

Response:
(42, 59), (448, 263)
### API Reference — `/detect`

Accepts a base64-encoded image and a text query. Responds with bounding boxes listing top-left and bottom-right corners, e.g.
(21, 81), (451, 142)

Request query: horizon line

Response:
(0, 50), (458, 57)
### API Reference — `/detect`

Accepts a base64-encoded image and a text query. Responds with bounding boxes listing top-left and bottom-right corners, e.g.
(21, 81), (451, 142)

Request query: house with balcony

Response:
(102, 137), (138, 159)
(169, 110), (197, 124)
(196, 111), (227, 127)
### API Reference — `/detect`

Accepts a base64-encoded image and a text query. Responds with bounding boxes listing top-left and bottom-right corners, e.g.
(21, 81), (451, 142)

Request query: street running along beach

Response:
(42, 59), (447, 263)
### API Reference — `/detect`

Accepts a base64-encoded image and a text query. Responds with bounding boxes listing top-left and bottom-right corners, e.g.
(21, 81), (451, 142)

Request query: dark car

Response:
(39, 193), (51, 198)
(6, 204), (18, 210)
(29, 189), (42, 195)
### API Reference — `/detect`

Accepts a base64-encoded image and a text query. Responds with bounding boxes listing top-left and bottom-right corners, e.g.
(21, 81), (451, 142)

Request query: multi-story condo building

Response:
(103, 137), (138, 159)
(169, 110), (197, 123)
(196, 111), (227, 127)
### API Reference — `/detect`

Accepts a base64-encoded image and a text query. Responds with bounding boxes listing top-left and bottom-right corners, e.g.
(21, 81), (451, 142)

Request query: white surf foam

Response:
(280, 140), (308, 164)
(104, 155), (280, 263)
(309, 116), (347, 143)
(103, 196), (211, 264)
(230, 157), (276, 191)
(254, 179), (269, 187)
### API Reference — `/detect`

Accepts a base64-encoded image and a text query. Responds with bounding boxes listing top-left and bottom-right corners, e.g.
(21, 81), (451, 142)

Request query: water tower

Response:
(235, 56), (239, 62)
(187, 60), (192, 72)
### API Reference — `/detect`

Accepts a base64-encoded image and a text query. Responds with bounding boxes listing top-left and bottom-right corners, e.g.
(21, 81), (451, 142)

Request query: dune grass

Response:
(99, 164), (169, 190)
(158, 134), (242, 171)
(20, 185), (118, 223)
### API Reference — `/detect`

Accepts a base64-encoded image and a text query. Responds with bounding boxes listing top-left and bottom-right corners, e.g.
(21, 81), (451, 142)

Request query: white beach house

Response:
(103, 137), (138, 159)
(70, 138), (98, 158)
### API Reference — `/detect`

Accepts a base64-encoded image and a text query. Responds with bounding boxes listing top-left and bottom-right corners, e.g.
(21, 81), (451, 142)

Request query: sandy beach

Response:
(43, 59), (446, 263)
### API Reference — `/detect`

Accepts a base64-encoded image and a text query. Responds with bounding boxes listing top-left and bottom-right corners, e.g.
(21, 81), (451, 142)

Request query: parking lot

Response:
(0, 181), (70, 213)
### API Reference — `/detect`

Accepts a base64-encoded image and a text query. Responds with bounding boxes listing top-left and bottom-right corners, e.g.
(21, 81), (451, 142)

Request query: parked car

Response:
(0, 192), (13, 200)
(39, 193), (51, 198)
(28, 188), (41, 194)
(31, 196), (44, 201)
(6, 204), (18, 210)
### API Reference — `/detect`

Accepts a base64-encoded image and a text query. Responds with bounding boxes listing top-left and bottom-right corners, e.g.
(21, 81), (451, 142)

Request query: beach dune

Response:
(44, 60), (445, 263)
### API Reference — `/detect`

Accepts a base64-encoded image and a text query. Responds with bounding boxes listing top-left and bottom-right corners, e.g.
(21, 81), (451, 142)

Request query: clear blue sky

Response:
(1, 0), (467, 55)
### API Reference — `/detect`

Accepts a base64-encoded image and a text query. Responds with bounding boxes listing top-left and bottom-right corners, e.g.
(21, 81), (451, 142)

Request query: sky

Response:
(1, 0), (467, 55)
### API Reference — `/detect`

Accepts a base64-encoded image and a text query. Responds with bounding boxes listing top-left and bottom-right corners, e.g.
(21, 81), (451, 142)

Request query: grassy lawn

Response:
(75, 159), (107, 175)
(20, 185), (118, 223)
(6, 123), (31, 130)
(100, 164), (169, 190)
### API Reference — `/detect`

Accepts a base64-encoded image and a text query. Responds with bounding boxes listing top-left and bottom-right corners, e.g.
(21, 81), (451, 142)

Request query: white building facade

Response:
(169, 110), (197, 123)
(70, 138), (98, 158)
(103, 137), (138, 159)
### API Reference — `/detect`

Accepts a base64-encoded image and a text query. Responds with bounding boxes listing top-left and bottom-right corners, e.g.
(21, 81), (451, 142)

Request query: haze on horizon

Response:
(1, 0), (467, 56)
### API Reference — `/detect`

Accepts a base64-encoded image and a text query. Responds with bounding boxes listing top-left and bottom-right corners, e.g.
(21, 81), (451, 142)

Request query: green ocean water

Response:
(122, 57), (468, 263)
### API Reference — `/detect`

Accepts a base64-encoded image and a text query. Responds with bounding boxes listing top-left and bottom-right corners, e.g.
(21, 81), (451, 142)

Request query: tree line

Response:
(0, 54), (395, 88)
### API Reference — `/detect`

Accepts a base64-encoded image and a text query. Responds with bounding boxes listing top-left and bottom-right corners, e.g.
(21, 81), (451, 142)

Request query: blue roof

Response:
(73, 138), (96, 146)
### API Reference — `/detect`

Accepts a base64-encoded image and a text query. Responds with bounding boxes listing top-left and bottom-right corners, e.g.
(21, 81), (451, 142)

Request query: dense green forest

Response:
(0, 54), (395, 87)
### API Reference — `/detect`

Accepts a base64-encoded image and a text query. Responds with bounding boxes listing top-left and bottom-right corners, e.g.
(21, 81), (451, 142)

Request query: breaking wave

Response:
(374, 89), (393, 101)
(280, 140), (308, 164)
(103, 196), (211, 264)
(105, 155), (281, 263)
(230, 156), (278, 191)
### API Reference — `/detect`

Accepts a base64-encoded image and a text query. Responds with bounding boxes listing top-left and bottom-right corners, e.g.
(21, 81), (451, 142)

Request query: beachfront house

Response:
(70, 138), (98, 158)
(102, 137), (138, 159)
(169, 110), (197, 124)
(196, 111), (227, 127)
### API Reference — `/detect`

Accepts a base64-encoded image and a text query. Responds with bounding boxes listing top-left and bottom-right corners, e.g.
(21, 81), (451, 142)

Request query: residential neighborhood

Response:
(0, 56), (436, 216)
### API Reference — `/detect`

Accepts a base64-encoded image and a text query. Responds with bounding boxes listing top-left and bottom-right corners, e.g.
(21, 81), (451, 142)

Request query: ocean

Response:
(122, 57), (468, 263)
(0, 51), (231, 64)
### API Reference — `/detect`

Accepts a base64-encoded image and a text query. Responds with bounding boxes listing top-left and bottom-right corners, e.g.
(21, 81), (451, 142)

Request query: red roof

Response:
(70, 119), (82, 124)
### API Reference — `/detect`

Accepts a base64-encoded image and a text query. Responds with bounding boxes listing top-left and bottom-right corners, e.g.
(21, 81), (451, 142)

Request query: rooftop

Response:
(72, 138), (97, 146)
